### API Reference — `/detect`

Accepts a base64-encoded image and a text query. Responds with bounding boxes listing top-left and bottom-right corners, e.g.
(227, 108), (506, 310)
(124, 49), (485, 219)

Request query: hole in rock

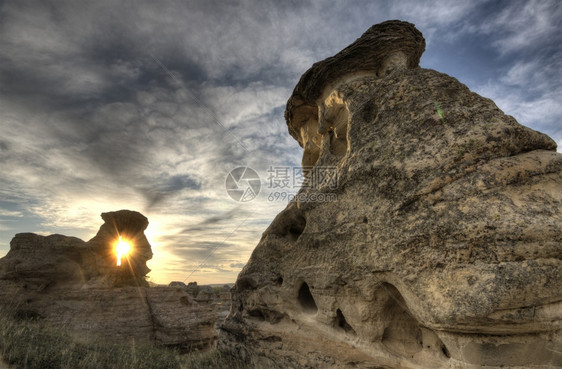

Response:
(275, 276), (284, 286)
(321, 92), (349, 159)
(248, 309), (266, 321)
(13, 309), (42, 321)
(335, 308), (355, 334)
(298, 282), (318, 314)
(271, 206), (307, 242)
(287, 215), (306, 241)
(236, 275), (258, 292)
(380, 283), (423, 357)
(441, 344), (451, 358)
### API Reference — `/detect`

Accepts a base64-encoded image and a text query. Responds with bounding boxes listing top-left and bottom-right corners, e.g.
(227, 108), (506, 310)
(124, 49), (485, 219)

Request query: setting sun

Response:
(114, 236), (132, 266)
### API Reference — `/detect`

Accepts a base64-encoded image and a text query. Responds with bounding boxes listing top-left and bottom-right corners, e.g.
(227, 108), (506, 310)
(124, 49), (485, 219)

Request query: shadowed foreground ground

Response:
(0, 308), (246, 369)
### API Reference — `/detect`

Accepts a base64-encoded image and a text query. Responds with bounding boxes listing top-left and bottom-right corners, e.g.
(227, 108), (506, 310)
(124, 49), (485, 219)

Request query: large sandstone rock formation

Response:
(0, 210), (217, 352)
(219, 20), (562, 368)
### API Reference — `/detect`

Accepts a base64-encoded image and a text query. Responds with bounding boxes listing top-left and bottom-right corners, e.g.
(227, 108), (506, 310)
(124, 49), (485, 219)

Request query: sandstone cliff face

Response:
(219, 20), (562, 368)
(0, 210), (217, 352)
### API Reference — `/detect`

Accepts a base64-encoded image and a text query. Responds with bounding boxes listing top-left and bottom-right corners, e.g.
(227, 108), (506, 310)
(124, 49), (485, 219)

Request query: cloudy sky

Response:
(0, 0), (560, 284)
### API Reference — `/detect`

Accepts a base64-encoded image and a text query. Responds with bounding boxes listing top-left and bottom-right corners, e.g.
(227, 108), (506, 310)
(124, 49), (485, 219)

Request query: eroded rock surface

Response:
(0, 210), (217, 352)
(286, 20), (425, 168)
(219, 20), (562, 368)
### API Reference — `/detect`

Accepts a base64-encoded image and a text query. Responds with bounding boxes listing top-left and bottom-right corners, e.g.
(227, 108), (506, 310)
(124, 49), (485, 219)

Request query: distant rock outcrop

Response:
(219, 20), (562, 368)
(88, 210), (153, 287)
(0, 210), (152, 288)
(0, 210), (217, 352)
(0, 233), (96, 288)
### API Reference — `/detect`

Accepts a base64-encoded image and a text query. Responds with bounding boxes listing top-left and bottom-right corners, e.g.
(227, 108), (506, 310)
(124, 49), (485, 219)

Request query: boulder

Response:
(186, 281), (199, 296)
(219, 20), (562, 368)
(195, 286), (215, 303)
(219, 285), (232, 303)
(168, 281), (187, 288)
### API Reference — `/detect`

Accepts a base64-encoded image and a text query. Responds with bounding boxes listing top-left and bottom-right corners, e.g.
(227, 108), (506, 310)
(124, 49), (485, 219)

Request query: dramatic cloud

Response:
(1, 0), (560, 284)
(467, 0), (562, 149)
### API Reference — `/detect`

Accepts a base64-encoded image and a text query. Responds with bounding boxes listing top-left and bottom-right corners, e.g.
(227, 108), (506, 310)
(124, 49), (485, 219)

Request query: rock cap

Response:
(285, 20), (425, 146)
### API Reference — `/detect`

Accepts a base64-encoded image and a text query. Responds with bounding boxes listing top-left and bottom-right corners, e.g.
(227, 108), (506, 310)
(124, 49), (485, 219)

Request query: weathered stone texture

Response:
(219, 20), (562, 368)
(286, 20), (425, 168)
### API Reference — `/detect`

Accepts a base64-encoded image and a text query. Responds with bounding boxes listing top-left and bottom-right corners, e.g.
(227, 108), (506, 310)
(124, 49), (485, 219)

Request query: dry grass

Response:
(0, 308), (247, 369)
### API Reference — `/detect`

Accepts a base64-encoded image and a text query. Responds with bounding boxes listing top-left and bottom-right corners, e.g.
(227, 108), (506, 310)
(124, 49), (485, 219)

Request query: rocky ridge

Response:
(0, 210), (217, 352)
(219, 20), (562, 368)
